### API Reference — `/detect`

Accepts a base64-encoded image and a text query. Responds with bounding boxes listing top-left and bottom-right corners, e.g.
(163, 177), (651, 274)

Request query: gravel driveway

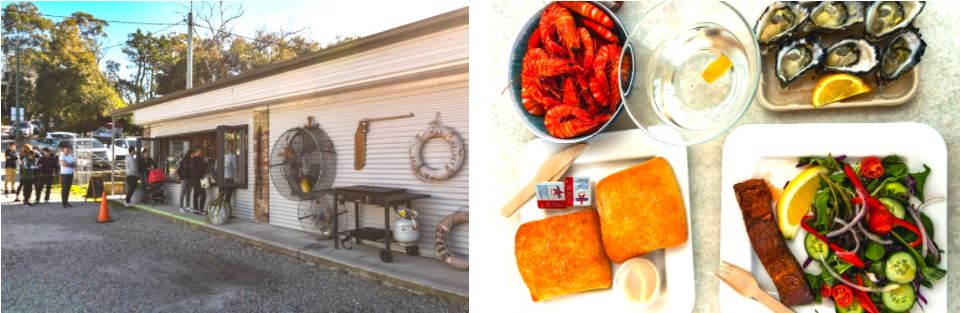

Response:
(1, 200), (467, 312)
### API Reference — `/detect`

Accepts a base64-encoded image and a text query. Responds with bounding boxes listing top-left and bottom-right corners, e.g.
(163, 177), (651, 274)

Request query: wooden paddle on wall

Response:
(354, 112), (415, 170)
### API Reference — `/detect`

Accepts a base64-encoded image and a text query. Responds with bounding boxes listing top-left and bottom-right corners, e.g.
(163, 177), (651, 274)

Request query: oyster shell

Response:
(775, 36), (824, 88)
(822, 38), (878, 75)
(808, 1), (865, 32)
(865, 1), (925, 39)
(755, 2), (809, 52)
(878, 28), (925, 86)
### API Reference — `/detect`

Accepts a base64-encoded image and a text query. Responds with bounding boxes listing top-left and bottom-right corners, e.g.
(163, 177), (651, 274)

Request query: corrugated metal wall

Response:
(268, 74), (469, 257)
(132, 13), (468, 259)
(148, 110), (257, 221)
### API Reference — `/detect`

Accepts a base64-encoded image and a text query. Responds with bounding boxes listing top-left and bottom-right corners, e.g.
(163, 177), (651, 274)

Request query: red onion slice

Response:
(828, 202), (865, 238)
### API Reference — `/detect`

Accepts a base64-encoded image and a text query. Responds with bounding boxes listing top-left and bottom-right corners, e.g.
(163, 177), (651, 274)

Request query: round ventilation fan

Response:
(298, 192), (336, 239)
(269, 118), (337, 201)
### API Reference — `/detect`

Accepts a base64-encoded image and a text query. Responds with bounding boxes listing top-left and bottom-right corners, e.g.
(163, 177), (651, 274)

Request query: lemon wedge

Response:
(777, 166), (827, 239)
(812, 73), (871, 107)
(702, 54), (733, 83)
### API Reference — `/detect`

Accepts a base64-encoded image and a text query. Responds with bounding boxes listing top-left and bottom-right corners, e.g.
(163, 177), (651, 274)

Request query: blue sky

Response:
(2, 1), (466, 77)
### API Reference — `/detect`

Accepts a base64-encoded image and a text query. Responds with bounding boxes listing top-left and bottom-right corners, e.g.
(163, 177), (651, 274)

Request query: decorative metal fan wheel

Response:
(269, 120), (336, 201)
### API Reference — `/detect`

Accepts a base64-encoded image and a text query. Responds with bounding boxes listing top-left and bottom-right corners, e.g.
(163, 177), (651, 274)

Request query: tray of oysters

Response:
(754, 1), (925, 111)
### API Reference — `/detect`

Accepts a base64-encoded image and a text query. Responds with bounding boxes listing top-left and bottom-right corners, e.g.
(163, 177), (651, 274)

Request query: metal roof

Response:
(111, 7), (468, 115)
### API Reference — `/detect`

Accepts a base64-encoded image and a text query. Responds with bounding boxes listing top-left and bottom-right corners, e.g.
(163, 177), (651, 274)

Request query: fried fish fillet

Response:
(595, 157), (688, 263)
(515, 210), (612, 302)
(733, 179), (814, 306)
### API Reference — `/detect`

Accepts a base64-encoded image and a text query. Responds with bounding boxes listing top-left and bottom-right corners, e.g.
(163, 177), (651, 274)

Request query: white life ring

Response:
(436, 210), (468, 270)
(410, 119), (464, 182)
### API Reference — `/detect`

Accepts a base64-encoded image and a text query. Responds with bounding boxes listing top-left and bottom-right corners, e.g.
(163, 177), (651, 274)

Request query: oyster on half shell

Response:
(878, 28), (926, 86)
(775, 36), (824, 88)
(865, 1), (925, 40)
(755, 2), (809, 52)
(809, 1), (865, 32)
(822, 38), (879, 75)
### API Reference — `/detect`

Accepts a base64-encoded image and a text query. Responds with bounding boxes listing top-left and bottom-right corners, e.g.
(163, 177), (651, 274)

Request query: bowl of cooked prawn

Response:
(509, 1), (630, 143)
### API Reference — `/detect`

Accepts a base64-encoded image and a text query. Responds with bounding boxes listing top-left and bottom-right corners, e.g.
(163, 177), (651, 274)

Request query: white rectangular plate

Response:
(720, 123), (949, 312)
(492, 128), (694, 312)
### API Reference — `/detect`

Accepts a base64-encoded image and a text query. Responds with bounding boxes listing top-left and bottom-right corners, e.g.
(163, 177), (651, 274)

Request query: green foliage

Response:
(4, 1), (348, 131)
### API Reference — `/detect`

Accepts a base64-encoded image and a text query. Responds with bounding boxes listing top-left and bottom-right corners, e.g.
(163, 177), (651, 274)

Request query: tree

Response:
(33, 15), (123, 132)
(2, 2), (53, 124)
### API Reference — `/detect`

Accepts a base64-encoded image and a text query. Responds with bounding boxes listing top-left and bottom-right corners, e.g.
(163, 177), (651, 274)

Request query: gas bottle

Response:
(392, 208), (419, 246)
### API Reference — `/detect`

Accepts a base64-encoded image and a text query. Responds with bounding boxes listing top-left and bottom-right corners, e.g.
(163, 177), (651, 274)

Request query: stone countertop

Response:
(485, 1), (959, 311)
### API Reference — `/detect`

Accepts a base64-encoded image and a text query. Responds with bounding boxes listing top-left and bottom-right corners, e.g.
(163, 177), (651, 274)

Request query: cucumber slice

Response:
(881, 283), (916, 312)
(885, 251), (917, 283)
(879, 197), (906, 219)
(804, 232), (830, 260)
(837, 299), (865, 313)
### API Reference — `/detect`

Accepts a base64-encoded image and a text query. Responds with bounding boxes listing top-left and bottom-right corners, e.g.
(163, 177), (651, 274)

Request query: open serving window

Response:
(216, 125), (248, 189)
(152, 125), (247, 186)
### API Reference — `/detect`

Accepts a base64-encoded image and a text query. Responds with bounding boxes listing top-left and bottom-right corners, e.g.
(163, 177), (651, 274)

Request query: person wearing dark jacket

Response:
(35, 147), (59, 203)
(138, 148), (156, 203)
(14, 147), (40, 202)
(4, 142), (17, 195)
(18, 144), (37, 206)
(188, 147), (207, 214)
(177, 153), (194, 212)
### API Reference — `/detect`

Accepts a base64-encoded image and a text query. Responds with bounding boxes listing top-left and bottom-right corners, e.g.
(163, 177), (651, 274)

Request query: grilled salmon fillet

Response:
(733, 179), (814, 306)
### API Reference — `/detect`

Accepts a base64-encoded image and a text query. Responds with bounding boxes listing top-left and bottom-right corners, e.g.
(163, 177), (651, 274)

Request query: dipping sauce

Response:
(614, 258), (661, 308)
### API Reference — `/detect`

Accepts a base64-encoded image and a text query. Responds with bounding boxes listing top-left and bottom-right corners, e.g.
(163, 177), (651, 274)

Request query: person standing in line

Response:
(13, 146), (39, 202)
(4, 142), (17, 195)
(35, 147), (59, 203)
(222, 141), (238, 216)
(138, 148), (156, 204)
(18, 144), (37, 207)
(59, 145), (75, 208)
(123, 147), (139, 207)
(178, 152), (193, 213)
(189, 146), (207, 215)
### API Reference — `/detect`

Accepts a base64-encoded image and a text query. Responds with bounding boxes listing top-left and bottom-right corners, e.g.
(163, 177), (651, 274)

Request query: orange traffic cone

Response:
(97, 191), (113, 223)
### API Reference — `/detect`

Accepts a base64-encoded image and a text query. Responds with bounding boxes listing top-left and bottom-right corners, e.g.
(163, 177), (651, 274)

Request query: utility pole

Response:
(186, 1), (194, 89)
(15, 40), (22, 142)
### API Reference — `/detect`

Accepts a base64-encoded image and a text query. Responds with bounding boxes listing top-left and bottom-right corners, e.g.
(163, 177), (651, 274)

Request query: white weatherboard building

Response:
(112, 8), (468, 259)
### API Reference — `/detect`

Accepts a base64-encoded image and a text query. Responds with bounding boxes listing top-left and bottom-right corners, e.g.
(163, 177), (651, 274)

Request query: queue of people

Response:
(176, 146), (209, 215)
(5, 140), (226, 215)
(3, 142), (75, 208)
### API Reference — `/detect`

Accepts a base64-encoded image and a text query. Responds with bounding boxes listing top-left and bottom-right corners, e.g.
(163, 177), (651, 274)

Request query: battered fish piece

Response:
(515, 210), (612, 302)
(595, 157), (688, 263)
(733, 178), (814, 306)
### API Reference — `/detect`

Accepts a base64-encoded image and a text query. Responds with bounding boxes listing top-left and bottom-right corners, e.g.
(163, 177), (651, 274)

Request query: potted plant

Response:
(207, 194), (230, 225)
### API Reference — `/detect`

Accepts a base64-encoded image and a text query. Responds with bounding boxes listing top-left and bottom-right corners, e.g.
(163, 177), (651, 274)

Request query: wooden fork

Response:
(717, 261), (794, 313)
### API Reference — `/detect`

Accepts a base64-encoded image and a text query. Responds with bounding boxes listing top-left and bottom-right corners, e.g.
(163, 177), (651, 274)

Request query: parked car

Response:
(72, 138), (112, 169)
(92, 127), (124, 143)
(110, 137), (138, 165)
(30, 137), (62, 151)
(7, 121), (37, 137)
(46, 131), (78, 142)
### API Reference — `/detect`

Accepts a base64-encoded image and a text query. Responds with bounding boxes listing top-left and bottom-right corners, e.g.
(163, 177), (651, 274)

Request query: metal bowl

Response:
(508, 2), (629, 143)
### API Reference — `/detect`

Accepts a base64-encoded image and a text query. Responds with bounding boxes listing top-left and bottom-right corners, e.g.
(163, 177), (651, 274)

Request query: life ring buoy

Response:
(410, 117), (464, 182)
(436, 210), (468, 270)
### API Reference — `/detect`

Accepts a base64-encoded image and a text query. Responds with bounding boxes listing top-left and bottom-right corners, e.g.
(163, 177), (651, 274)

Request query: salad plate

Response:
(719, 123), (948, 312)
(492, 128), (694, 312)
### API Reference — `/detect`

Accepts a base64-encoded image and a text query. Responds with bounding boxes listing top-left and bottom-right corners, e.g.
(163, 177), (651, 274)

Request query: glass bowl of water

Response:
(620, 1), (760, 145)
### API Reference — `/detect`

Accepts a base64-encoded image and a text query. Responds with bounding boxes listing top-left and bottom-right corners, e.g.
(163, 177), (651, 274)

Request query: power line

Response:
(192, 23), (288, 48)
(2, 8), (182, 26)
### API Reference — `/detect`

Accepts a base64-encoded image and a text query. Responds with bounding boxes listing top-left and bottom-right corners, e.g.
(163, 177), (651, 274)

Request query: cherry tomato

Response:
(820, 284), (832, 299)
(832, 285), (854, 308)
(861, 156), (884, 179)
